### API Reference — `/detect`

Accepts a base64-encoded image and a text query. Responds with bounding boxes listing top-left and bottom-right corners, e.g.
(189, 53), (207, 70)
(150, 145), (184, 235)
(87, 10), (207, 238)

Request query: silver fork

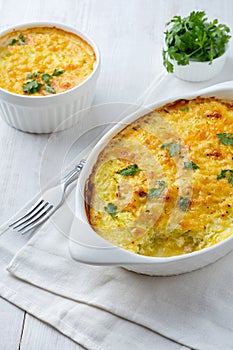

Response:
(9, 159), (86, 234)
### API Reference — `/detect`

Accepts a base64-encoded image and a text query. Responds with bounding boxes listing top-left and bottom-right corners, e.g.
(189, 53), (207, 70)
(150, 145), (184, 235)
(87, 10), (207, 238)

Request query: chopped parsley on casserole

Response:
(85, 97), (233, 257)
(0, 27), (95, 95)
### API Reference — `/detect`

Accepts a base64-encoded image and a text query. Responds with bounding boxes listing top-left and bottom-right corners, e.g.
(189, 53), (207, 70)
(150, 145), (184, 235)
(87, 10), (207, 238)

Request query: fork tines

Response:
(9, 199), (53, 233)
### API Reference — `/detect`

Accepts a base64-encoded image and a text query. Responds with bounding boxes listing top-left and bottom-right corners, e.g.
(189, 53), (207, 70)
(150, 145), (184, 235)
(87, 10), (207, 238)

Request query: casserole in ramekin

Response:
(69, 82), (233, 276)
(0, 22), (100, 133)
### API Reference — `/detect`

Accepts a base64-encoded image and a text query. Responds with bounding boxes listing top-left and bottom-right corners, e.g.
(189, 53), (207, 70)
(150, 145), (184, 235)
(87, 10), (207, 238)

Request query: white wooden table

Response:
(0, 0), (232, 348)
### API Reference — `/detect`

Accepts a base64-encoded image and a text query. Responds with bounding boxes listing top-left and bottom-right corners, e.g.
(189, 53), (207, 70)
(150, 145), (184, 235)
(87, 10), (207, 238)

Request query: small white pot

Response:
(172, 50), (228, 82)
(0, 22), (100, 133)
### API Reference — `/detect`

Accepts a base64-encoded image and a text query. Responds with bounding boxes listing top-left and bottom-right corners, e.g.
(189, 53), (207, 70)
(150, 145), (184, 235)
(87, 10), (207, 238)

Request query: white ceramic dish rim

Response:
(74, 81), (233, 265)
(0, 21), (100, 102)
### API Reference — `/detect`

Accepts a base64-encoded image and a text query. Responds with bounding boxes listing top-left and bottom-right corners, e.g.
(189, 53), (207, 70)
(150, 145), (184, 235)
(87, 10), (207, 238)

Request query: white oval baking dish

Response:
(69, 81), (233, 276)
(0, 22), (100, 133)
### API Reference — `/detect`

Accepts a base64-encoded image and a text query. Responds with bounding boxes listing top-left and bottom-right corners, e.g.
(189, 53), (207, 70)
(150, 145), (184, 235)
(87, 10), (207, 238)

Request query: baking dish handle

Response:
(68, 216), (139, 265)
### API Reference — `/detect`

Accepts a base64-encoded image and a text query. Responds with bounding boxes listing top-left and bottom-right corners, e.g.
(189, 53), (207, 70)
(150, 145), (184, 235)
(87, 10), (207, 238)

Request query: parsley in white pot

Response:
(162, 11), (231, 82)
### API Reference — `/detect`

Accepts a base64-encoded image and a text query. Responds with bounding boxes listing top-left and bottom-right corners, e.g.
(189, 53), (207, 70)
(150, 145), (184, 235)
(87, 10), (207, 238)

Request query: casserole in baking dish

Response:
(69, 82), (233, 275)
(85, 96), (233, 257)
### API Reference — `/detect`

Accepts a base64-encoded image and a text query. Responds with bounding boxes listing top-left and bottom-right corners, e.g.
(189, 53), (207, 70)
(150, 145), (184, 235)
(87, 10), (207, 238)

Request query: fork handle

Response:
(61, 159), (86, 188)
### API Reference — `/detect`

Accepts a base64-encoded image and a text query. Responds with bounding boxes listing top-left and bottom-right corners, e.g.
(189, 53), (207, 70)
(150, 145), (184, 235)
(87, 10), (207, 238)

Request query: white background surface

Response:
(0, 0), (232, 349)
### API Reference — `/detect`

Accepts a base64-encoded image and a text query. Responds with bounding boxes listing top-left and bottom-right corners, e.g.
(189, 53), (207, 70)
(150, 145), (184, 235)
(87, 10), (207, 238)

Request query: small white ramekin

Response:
(0, 22), (100, 133)
(171, 49), (228, 82)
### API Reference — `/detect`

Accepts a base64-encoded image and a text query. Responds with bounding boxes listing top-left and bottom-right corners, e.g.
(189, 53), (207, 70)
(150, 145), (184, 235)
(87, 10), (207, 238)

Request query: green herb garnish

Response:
(26, 72), (40, 80)
(117, 164), (141, 176)
(180, 107), (189, 112)
(42, 73), (52, 84)
(23, 69), (65, 94)
(9, 38), (17, 46)
(52, 68), (65, 76)
(162, 11), (231, 73)
(178, 197), (191, 212)
(217, 133), (233, 147)
(9, 33), (27, 46)
(23, 79), (42, 94)
(26, 73), (33, 80)
(160, 142), (180, 157)
(104, 203), (118, 219)
(217, 169), (233, 186)
(184, 161), (199, 170)
(44, 84), (56, 93)
(18, 33), (26, 45)
(148, 180), (166, 199)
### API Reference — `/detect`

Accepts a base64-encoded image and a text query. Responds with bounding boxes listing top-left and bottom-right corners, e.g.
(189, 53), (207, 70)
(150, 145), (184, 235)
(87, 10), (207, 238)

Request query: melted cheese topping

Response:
(86, 97), (233, 257)
(0, 27), (96, 95)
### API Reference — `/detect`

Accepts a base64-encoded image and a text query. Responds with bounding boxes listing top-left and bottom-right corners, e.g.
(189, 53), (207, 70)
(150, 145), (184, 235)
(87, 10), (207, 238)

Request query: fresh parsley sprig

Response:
(18, 33), (26, 45)
(217, 169), (233, 186)
(117, 164), (141, 176)
(104, 203), (118, 219)
(163, 11), (231, 73)
(23, 69), (65, 94)
(42, 73), (52, 84)
(178, 196), (191, 212)
(148, 180), (166, 199)
(52, 68), (65, 76)
(23, 80), (42, 94)
(9, 33), (26, 46)
(184, 161), (199, 170)
(26, 72), (40, 79)
(44, 84), (56, 93)
(217, 133), (233, 147)
(9, 38), (17, 46)
(160, 142), (180, 157)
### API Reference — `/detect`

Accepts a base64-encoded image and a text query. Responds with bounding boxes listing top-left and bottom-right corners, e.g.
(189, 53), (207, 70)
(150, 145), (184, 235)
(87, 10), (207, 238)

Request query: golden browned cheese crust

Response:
(86, 97), (233, 257)
(0, 27), (95, 95)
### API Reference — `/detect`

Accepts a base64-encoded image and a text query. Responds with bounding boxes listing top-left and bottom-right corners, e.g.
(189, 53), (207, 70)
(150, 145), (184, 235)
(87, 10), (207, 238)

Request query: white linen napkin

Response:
(0, 190), (189, 350)
(4, 191), (233, 350)
(1, 64), (233, 350)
